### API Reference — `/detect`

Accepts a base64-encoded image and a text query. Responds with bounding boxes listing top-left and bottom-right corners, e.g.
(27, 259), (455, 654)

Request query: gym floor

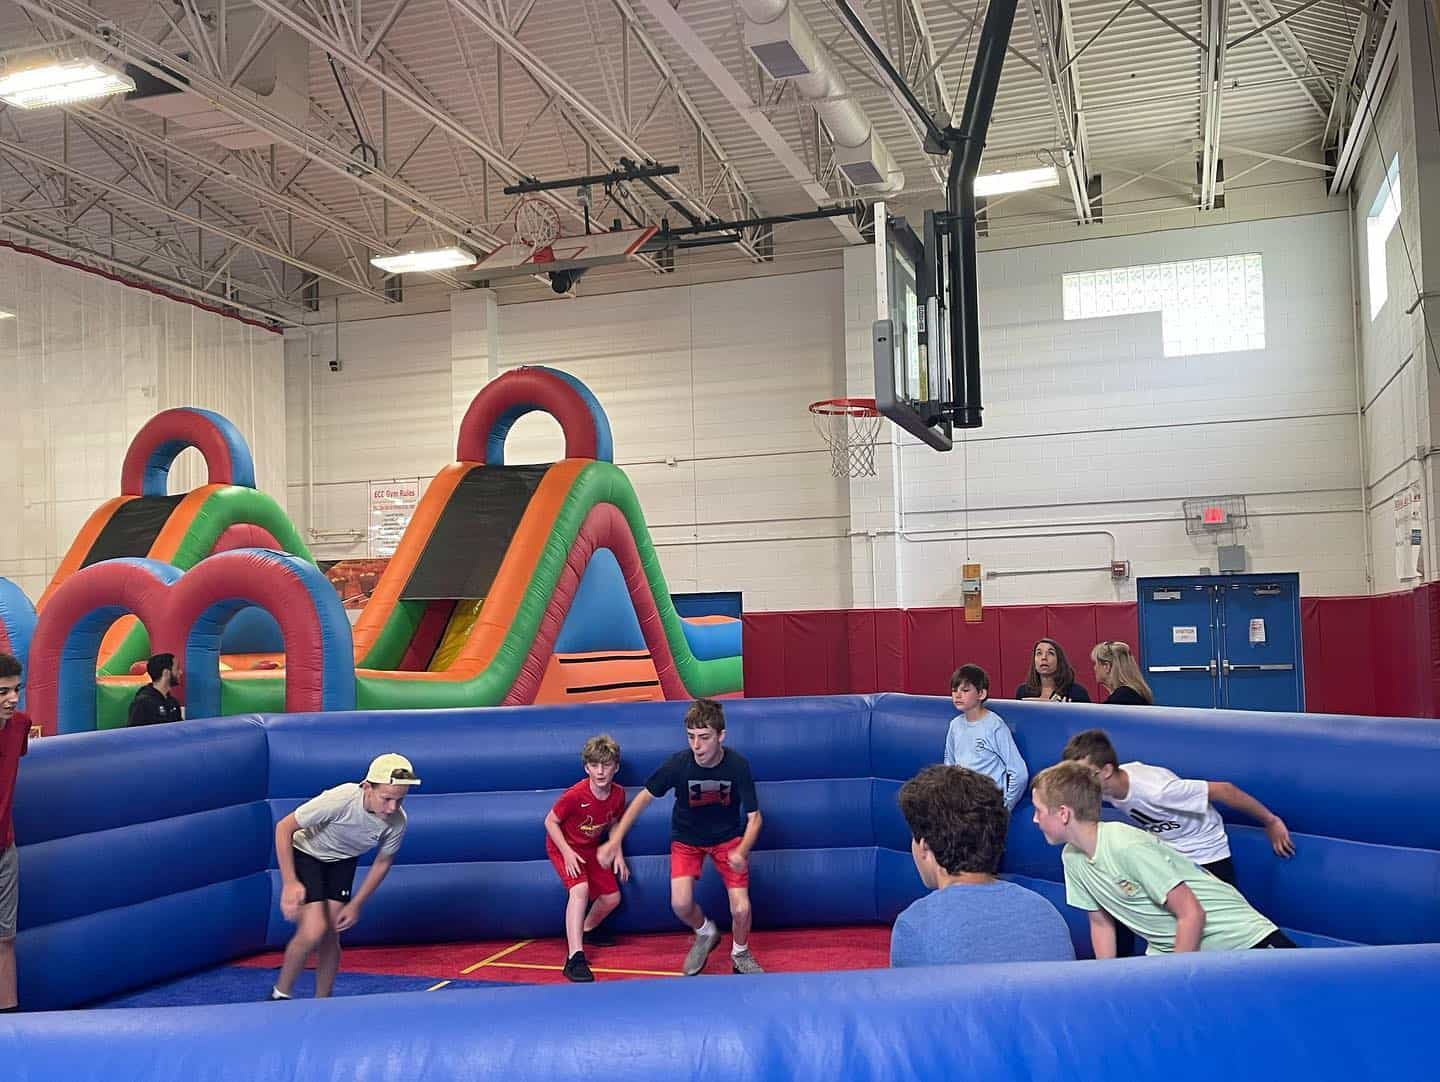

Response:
(95, 926), (892, 1007)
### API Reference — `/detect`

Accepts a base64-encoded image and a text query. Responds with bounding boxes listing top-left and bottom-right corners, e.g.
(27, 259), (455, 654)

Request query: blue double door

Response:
(1137, 573), (1303, 712)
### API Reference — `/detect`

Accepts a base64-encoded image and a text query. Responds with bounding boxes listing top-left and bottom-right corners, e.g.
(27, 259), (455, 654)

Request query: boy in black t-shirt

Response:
(598, 698), (764, 976)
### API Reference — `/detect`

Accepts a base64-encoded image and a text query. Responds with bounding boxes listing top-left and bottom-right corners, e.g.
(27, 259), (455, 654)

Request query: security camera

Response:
(328, 358), (342, 373)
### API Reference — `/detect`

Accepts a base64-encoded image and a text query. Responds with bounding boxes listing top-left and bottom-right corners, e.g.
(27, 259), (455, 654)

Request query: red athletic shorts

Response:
(546, 839), (620, 895)
(670, 837), (748, 888)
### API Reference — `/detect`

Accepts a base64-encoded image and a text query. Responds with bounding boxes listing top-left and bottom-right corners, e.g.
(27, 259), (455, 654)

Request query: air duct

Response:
(740, 0), (903, 194)
(124, 5), (308, 150)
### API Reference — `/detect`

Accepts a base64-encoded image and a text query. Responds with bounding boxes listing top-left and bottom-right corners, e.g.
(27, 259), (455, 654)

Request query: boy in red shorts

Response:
(599, 699), (764, 976)
(544, 734), (629, 983)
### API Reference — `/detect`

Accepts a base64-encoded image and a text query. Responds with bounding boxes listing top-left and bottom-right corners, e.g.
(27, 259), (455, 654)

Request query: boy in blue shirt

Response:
(891, 765), (1074, 968)
(944, 664), (1028, 810)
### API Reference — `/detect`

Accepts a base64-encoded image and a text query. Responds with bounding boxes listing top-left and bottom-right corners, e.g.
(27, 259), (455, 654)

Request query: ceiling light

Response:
(0, 60), (136, 109)
(369, 247), (476, 274)
(0, 310), (14, 321)
(972, 166), (1059, 197)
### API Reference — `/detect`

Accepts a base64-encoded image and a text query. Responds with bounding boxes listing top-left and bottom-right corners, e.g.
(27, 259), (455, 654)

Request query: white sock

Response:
(696, 918), (716, 938)
(270, 987), (291, 1000)
(731, 941), (748, 956)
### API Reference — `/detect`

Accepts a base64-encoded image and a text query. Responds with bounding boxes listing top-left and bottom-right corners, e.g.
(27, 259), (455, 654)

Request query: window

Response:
(1367, 154), (1401, 319)
(1062, 254), (1265, 357)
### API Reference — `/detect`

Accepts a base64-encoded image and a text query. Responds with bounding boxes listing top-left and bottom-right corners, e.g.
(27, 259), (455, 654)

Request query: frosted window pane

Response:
(1367, 155), (1401, 320)
(1061, 254), (1266, 357)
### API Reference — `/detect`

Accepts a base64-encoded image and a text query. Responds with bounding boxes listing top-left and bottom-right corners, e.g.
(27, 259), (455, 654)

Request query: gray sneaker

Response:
(682, 927), (721, 976)
(730, 949), (764, 975)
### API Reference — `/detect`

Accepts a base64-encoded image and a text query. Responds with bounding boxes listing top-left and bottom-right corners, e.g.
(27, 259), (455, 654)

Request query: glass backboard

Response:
(873, 203), (953, 451)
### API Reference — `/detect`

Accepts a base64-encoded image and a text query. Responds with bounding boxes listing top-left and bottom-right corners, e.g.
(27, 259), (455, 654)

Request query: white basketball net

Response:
(513, 198), (561, 254)
(810, 400), (881, 478)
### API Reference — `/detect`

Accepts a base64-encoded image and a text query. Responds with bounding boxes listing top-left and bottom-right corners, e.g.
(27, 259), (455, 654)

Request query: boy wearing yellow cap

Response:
(270, 753), (420, 1000)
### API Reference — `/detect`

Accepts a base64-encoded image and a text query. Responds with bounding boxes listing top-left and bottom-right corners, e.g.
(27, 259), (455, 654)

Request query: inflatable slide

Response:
(220, 366), (742, 715)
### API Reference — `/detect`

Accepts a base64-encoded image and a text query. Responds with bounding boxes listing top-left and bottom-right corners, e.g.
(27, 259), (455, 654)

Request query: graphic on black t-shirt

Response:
(688, 780), (732, 807)
(646, 749), (759, 846)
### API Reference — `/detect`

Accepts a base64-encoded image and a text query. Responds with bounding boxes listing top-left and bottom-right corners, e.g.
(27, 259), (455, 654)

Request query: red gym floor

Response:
(234, 925), (892, 988)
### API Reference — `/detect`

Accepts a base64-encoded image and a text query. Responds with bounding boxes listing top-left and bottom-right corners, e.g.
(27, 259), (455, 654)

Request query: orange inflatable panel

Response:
(533, 650), (666, 704)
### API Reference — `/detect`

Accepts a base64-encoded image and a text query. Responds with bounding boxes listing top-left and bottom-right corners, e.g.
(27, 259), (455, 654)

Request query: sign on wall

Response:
(1394, 481), (1424, 581)
(369, 479), (420, 558)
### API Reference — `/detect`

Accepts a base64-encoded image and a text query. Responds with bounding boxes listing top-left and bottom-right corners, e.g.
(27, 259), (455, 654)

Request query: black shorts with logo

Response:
(293, 848), (358, 904)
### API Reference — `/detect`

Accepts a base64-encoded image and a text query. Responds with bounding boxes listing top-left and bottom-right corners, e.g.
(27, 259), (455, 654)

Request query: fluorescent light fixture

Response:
(370, 247), (476, 274)
(0, 310), (14, 321)
(0, 60), (136, 109)
(972, 166), (1059, 197)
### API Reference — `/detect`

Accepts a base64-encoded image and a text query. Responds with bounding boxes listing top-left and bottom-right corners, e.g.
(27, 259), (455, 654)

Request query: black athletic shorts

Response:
(1251, 929), (1297, 949)
(293, 848), (358, 904)
(1201, 857), (1238, 886)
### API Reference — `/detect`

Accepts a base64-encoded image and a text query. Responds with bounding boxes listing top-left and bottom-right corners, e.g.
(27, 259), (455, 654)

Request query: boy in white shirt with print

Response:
(1061, 728), (1293, 886)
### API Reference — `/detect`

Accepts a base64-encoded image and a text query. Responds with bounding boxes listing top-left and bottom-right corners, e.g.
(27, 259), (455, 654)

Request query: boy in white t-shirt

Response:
(1061, 729), (1294, 886)
(269, 753), (420, 1000)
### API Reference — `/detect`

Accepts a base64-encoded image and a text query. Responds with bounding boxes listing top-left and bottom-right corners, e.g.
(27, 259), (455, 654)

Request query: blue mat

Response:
(95, 966), (519, 1008)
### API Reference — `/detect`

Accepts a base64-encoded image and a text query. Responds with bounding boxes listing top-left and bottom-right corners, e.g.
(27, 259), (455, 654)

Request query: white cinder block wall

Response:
(0, 246), (286, 602)
(845, 211), (1367, 607)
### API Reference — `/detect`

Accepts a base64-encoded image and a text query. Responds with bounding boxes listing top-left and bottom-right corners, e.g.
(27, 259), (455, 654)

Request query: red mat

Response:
(236, 925), (891, 986)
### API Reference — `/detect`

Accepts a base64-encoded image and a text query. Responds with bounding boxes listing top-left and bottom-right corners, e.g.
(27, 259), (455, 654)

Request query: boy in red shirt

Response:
(0, 653), (30, 1013)
(544, 734), (628, 982)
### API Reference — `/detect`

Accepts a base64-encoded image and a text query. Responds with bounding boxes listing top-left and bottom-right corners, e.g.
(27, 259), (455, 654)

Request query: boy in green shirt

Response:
(1030, 761), (1294, 956)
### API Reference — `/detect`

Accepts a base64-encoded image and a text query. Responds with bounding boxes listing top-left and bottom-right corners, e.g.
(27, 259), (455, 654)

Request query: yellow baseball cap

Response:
(365, 753), (421, 786)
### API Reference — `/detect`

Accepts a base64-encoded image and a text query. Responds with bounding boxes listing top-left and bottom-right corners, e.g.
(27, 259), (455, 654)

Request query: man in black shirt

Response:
(128, 653), (184, 726)
(598, 698), (764, 976)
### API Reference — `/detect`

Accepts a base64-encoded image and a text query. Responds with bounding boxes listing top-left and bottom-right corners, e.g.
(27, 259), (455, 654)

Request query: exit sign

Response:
(1202, 506), (1228, 525)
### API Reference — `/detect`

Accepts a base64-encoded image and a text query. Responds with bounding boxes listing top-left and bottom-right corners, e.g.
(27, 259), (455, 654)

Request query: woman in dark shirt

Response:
(1014, 639), (1092, 702)
(1090, 640), (1154, 705)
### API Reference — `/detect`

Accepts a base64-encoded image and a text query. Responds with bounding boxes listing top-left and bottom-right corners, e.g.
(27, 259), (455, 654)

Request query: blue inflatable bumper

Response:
(5, 693), (1439, 1078)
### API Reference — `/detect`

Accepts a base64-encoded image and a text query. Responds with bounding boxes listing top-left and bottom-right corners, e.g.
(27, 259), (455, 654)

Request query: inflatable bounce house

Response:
(3, 694), (1436, 1077)
(0, 406), (312, 728)
(3, 366), (743, 735)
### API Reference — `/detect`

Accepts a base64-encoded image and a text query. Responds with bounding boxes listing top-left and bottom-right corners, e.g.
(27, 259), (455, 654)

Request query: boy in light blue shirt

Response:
(944, 664), (1028, 810)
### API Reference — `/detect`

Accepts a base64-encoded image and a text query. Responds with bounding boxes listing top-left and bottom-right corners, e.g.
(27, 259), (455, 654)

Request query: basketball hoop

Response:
(512, 197), (561, 262)
(809, 397), (882, 478)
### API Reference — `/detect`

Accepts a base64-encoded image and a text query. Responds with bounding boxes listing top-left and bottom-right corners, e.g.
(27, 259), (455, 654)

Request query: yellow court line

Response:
(483, 960), (682, 978)
(460, 939), (536, 974)
(426, 980), (452, 992)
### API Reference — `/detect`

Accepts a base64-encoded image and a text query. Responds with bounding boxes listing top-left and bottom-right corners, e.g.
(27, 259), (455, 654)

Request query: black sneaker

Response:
(563, 951), (595, 983)
(583, 928), (617, 948)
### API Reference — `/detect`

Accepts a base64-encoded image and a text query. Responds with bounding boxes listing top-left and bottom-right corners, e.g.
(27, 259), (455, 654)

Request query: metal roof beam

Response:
(447, 0), (762, 233)
(17, 0), (487, 254)
(1026, 0), (1095, 223)
(2, 221), (301, 325)
(1232, 0), (1330, 118)
(1198, 0), (1229, 210)
(1329, 1), (1399, 194)
(0, 135), (391, 301)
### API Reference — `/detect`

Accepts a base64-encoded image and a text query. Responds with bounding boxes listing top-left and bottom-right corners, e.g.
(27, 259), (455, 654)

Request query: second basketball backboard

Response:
(461, 226), (657, 282)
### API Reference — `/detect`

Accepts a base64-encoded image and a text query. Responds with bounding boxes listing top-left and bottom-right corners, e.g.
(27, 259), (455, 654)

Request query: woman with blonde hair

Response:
(1090, 641), (1154, 705)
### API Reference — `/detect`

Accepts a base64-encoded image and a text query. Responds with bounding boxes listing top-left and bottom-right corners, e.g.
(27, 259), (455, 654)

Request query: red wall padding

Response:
(743, 592), (1439, 717)
(745, 602), (1138, 702)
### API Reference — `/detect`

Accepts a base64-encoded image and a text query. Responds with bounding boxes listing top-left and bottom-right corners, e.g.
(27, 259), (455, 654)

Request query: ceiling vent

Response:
(744, 5), (816, 80)
(124, 7), (308, 150)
